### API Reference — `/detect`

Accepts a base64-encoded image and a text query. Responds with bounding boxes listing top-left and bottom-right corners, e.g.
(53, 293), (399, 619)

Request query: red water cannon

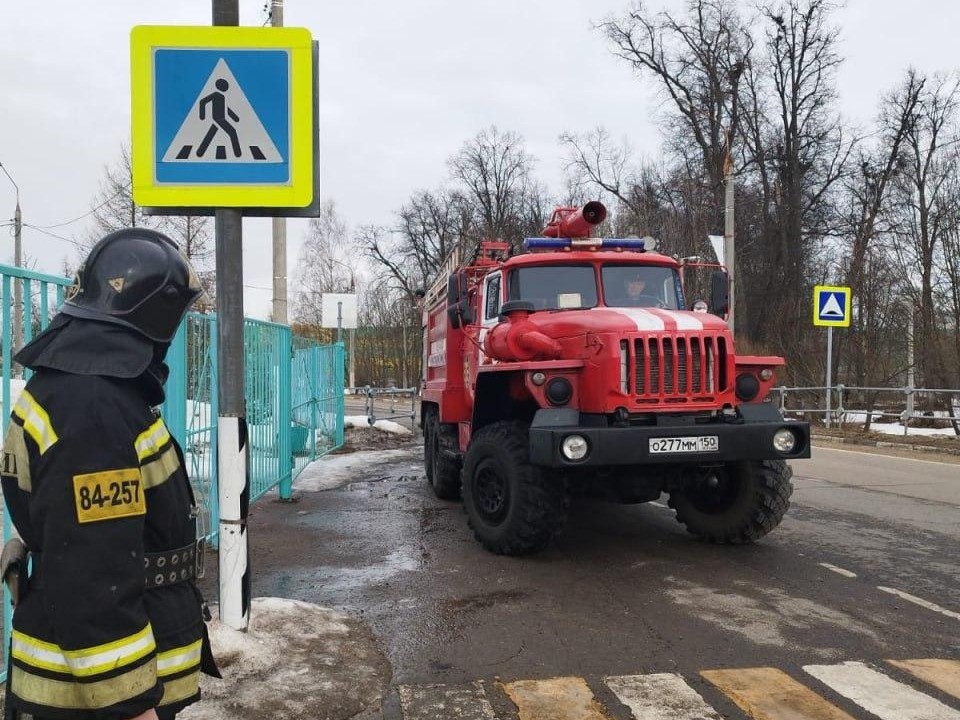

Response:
(484, 301), (562, 362)
(542, 201), (607, 238)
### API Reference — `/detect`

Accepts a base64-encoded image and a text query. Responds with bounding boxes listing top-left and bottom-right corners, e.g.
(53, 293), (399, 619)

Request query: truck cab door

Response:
(479, 271), (503, 365)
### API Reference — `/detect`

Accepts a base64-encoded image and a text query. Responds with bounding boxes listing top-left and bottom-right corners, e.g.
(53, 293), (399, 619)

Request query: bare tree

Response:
(838, 71), (923, 388)
(448, 126), (545, 249)
(886, 73), (960, 388)
(86, 146), (162, 241)
(739, 0), (852, 353)
(599, 0), (750, 221)
(293, 200), (353, 327)
(86, 145), (215, 302)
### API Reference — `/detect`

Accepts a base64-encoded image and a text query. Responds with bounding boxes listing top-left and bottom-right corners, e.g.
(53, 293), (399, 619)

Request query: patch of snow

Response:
(344, 414), (412, 435)
(861, 421), (957, 438)
(294, 448), (419, 492)
(836, 410), (958, 438)
(180, 597), (386, 720)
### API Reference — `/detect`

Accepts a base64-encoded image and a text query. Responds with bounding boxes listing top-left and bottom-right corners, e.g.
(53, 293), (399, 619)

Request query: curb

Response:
(811, 433), (960, 457)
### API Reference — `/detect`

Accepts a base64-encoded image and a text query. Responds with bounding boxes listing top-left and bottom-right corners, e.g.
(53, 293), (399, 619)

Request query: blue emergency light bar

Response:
(522, 237), (648, 251)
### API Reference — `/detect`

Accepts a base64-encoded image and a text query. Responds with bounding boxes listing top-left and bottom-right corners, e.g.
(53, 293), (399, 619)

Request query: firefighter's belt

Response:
(30, 541), (205, 590)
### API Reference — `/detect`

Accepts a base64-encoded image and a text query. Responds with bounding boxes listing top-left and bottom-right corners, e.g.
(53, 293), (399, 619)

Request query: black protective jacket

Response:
(1, 318), (212, 719)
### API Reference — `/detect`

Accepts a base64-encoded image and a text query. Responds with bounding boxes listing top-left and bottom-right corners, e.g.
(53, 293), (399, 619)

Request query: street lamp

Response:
(0, 160), (23, 358)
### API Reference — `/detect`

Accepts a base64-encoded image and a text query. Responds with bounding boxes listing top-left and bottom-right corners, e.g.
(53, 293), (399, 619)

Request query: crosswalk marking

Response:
(604, 673), (721, 720)
(397, 681), (496, 720)
(804, 661), (960, 720)
(396, 659), (960, 719)
(888, 658), (960, 701)
(701, 667), (855, 720)
(503, 676), (608, 720)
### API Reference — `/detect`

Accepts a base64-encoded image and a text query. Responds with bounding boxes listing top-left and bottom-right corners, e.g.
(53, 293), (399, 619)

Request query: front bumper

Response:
(528, 409), (810, 467)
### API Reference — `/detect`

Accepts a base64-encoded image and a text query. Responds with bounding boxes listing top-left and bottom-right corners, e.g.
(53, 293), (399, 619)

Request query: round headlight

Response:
(531, 372), (546, 386)
(773, 428), (797, 453)
(546, 377), (573, 405)
(561, 434), (589, 461)
(759, 368), (774, 381)
(735, 373), (760, 401)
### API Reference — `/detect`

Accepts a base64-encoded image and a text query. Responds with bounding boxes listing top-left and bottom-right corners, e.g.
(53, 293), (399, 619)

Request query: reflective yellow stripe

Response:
(1, 421), (32, 491)
(12, 390), (58, 455)
(12, 625), (156, 678)
(157, 640), (202, 677)
(141, 445), (180, 488)
(11, 657), (157, 709)
(135, 418), (171, 462)
(159, 669), (200, 706)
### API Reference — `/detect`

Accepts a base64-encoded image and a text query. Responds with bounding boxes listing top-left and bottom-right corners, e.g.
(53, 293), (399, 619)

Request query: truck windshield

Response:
(602, 265), (683, 309)
(507, 265), (598, 310)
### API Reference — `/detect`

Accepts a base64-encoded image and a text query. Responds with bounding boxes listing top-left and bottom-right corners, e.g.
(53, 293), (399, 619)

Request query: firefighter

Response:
(0, 228), (219, 720)
(610, 270), (659, 307)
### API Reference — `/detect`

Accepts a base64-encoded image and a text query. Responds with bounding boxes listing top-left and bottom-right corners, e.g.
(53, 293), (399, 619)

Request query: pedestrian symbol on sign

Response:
(819, 293), (845, 319)
(162, 59), (281, 164)
(812, 285), (851, 327)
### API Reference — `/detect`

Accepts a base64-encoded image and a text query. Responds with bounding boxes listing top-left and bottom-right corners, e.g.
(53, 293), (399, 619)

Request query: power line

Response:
(22, 223), (84, 250)
(31, 184), (132, 230)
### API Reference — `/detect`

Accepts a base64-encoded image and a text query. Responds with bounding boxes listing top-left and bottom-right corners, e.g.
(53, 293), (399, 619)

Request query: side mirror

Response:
(710, 270), (730, 318)
(446, 272), (475, 328)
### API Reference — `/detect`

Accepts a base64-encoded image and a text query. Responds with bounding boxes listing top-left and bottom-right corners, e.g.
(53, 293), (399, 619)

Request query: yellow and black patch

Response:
(1, 421), (32, 491)
(72, 469), (145, 524)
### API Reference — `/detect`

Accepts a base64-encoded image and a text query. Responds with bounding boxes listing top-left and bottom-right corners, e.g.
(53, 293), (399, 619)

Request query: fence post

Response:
(337, 343), (346, 446)
(278, 326), (293, 500)
(310, 347), (319, 460)
(836, 384), (845, 427)
(162, 320), (189, 446)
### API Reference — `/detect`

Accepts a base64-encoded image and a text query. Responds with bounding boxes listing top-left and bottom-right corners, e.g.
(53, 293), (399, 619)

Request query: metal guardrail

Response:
(775, 384), (960, 435)
(347, 385), (417, 426)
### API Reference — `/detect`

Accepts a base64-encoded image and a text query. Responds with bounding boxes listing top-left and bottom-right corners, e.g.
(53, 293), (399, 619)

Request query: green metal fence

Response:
(0, 262), (344, 682)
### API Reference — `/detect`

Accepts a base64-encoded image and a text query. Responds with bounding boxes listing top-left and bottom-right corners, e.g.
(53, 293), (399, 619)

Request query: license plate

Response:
(649, 436), (719, 454)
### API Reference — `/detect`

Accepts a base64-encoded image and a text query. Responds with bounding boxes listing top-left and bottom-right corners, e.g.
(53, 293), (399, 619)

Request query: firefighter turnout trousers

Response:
(1, 369), (211, 720)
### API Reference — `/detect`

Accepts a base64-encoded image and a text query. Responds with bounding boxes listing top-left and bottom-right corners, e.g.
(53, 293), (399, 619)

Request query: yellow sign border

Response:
(131, 25), (313, 208)
(813, 285), (852, 327)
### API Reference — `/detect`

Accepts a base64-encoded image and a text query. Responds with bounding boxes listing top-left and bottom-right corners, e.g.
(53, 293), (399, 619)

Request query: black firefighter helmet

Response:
(62, 228), (203, 343)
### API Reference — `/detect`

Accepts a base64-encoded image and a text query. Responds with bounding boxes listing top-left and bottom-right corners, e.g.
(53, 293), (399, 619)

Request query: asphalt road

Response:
(242, 442), (960, 719)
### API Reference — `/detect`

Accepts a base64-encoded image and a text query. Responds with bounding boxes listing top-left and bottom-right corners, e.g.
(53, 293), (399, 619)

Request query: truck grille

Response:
(634, 336), (727, 399)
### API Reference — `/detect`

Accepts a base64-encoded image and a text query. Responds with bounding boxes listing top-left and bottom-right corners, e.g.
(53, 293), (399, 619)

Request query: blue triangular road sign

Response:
(818, 292), (845, 320)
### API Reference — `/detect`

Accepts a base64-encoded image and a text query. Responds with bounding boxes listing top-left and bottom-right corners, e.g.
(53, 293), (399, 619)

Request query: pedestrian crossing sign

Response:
(813, 285), (852, 327)
(131, 26), (314, 208)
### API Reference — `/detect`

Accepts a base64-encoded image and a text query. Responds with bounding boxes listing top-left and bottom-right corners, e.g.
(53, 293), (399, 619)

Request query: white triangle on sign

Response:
(162, 59), (282, 164)
(820, 293), (845, 318)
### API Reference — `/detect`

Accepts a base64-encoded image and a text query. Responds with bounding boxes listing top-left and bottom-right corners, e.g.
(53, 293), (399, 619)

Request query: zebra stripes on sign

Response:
(395, 658), (960, 719)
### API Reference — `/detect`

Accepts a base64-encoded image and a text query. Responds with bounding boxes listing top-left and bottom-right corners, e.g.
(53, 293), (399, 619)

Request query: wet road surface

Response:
(226, 442), (960, 719)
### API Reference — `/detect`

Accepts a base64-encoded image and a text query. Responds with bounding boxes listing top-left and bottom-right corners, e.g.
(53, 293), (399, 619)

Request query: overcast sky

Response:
(1, 0), (958, 318)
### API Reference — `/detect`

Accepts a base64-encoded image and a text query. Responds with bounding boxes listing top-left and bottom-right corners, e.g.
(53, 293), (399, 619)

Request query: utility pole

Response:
(13, 201), (22, 355)
(723, 149), (735, 337)
(270, 0), (288, 325)
(0, 162), (22, 361)
(212, 0), (250, 632)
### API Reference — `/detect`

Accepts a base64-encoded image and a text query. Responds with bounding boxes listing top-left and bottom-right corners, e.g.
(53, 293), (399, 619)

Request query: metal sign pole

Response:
(337, 300), (343, 343)
(213, 0), (250, 632)
(825, 326), (833, 429)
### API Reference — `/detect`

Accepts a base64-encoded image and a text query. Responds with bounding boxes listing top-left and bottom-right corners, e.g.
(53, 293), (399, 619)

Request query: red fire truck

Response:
(420, 202), (809, 555)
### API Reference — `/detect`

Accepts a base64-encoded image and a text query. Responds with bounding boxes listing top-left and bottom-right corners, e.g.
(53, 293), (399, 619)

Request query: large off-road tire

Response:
(423, 407), (462, 501)
(462, 421), (568, 555)
(668, 460), (793, 544)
